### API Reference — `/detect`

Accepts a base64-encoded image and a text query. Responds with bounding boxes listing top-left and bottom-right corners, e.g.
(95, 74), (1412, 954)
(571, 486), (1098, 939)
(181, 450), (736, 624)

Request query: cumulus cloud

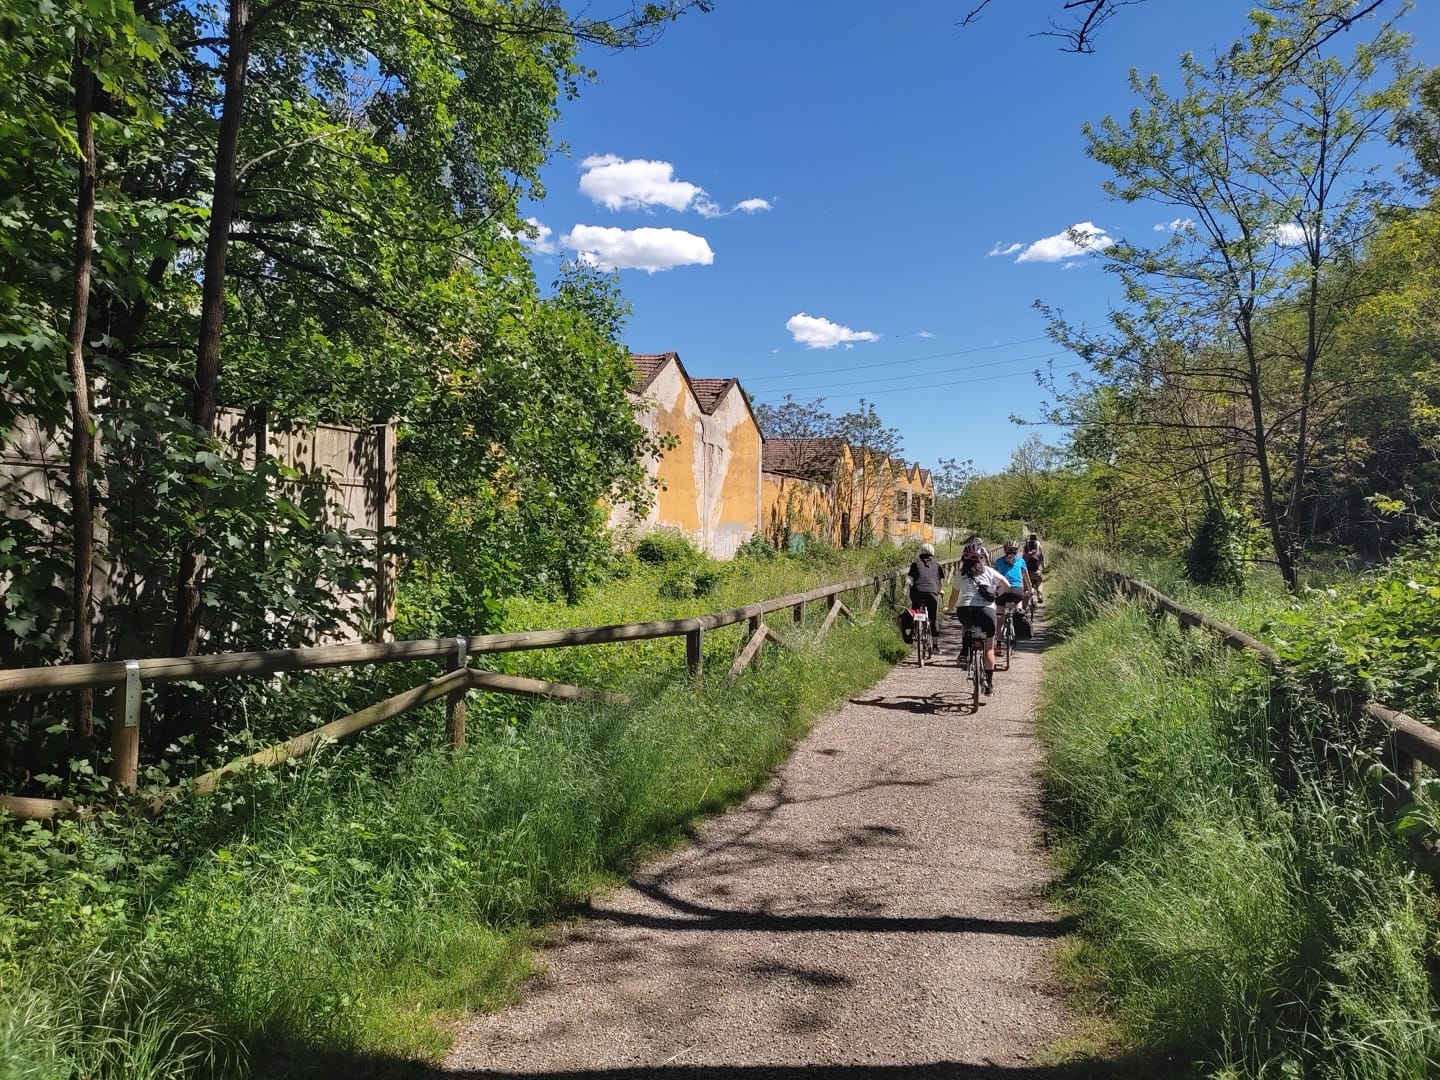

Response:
(1154, 217), (1195, 232)
(1270, 222), (1311, 247)
(577, 155), (773, 219)
(987, 241), (1024, 257)
(1013, 222), (1114, 263)
(786, 313), (880, 350)
(561, 224), (714, 273)
(917, 330), (935, 338)
(578, 154), (711, 213)
(519, 217), (557, 255)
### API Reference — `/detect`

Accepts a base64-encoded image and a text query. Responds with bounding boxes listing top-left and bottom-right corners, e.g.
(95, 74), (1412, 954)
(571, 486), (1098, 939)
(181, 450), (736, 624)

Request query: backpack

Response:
(1014, 612), (1033, 640)
(897, 607), (915, 644)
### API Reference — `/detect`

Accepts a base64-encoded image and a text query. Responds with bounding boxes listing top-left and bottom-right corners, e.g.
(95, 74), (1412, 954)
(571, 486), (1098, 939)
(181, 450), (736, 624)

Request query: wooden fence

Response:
(0, 563), (952, 821)
(1108, 573), (1440, 780)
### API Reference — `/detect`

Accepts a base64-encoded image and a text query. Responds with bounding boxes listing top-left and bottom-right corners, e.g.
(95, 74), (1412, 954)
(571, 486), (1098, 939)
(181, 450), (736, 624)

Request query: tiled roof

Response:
(763, 437), (845, 479)
(918, 468), (932, 487)
(629, 352), (678, 393)
(689, 377), (737, 415)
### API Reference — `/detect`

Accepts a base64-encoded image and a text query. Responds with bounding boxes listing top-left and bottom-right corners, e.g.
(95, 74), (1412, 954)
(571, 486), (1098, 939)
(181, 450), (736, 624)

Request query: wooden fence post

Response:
(686, 626), (704, 681)
(446, 636), (467, 748)
(110, 660), (141, 793)
(793, 600), (806, 627)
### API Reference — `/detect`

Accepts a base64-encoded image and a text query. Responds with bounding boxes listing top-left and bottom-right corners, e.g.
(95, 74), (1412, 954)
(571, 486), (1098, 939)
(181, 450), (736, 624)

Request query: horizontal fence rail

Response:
(1107, 573), (1440, 774)
(1, 561), (954, 821)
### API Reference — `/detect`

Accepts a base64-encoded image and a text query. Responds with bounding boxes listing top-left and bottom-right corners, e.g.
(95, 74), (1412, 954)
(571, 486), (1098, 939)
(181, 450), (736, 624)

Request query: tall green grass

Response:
(1041, 557), (1440, 1078)
(2, 603), (904, 1077)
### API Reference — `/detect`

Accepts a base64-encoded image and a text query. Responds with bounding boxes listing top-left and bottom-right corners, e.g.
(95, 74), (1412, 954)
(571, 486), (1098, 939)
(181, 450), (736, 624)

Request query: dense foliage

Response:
(953, 6), (1440, 590)
(1266, 536), (1440, 723)
(1040, 552), (1440, 1077)
(0, 554), (906, 1077)
(0, 0), (711, 789)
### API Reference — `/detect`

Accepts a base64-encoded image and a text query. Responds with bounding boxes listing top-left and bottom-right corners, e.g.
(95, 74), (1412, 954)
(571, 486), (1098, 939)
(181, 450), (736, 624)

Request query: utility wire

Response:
(752, 360), (1087, 402)
(742, 336), (1049, 384)
(752, 349), (1063, 396)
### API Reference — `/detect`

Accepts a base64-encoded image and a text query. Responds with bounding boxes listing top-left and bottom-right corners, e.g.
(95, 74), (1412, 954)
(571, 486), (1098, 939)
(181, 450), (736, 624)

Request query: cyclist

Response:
(992, 540), (1032, 611)
(906, 542), (945, 640)
(946, 540), (1008, 694)
(963, 534), (991, 565)
(1023, 533), (1045, 604)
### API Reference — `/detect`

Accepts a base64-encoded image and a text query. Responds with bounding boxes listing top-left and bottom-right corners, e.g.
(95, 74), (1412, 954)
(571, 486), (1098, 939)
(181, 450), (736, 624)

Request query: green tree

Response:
(836, 399), (902, 546)
(1048, 1), (1415, 588)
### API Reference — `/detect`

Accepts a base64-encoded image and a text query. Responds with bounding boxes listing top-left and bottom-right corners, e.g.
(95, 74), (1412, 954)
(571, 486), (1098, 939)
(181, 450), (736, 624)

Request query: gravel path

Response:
(441, 614), (1073, 1078)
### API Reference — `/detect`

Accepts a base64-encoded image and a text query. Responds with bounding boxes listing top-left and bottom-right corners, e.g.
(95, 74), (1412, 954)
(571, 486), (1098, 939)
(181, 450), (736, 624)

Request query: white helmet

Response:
(920, 542), (935, 556)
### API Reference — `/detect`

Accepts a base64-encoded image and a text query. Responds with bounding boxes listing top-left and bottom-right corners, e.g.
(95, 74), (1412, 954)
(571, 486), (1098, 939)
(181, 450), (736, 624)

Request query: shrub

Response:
(1185, 502), (1255, 592)
(734, 532), (778, 562)
(633, 529), (701, 566)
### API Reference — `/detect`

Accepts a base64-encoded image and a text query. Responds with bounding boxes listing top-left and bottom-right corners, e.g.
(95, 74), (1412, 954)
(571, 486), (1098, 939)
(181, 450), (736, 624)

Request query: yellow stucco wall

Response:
(703, 391), (763, 558)
(615, 357), (762, 558)
(762, 472), (832, 547)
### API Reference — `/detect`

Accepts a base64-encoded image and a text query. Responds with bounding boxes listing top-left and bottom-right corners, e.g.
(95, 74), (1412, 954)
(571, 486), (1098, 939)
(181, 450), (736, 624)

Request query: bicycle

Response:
(958, 621), (989, 711)
(910, 608), (933, 667)
(996, 600), (1019, 672)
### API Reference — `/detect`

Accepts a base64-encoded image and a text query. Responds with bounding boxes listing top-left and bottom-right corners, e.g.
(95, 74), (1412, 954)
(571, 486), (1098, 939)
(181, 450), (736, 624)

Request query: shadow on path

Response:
(259, 1044), (1162, 1080)
(571, 878), (1078, 938)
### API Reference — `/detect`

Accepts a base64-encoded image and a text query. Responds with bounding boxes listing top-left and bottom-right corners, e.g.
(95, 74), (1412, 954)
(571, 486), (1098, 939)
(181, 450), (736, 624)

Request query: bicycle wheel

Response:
(969, 643), (982, 711)
(915, 617), (926, 667)
(996, 616), (1010, 671)
(1002, 616), (1016, 670)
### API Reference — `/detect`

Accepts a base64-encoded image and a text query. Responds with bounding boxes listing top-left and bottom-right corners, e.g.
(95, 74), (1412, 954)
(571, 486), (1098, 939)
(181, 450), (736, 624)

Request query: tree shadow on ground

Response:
(253, 1041), (1177, 1080)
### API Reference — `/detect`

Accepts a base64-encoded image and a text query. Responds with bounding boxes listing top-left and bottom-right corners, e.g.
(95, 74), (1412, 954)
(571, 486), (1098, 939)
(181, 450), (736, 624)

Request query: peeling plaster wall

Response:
(700, 391), (763, 558)
(762, 472), (832, 547)
(612, 363), (762, 558)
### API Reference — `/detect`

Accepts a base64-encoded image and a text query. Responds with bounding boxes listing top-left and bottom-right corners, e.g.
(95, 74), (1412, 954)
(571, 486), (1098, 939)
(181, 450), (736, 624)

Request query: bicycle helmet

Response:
(1004, 540), (1019, 554)
(962, 541), (985, 561)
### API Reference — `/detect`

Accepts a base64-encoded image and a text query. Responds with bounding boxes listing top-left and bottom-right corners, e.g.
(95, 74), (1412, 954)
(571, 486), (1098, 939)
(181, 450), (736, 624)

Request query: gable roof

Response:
(630, 353), (763, 436)
(763, 437), (846, 480)
(689, 377), (737, 414)
(629, 352), (678, 394)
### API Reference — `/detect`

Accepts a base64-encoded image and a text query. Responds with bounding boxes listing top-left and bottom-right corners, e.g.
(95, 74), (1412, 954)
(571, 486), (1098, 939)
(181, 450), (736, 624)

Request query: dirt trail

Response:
(441, 615), (1073, 1077)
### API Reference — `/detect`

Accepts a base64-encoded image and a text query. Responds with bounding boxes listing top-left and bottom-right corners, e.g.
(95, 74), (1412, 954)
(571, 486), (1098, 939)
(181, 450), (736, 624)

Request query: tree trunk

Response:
(1243, 333), (1296, 591)
(66, 47), (98, 735)
(170, 0), (254, 659)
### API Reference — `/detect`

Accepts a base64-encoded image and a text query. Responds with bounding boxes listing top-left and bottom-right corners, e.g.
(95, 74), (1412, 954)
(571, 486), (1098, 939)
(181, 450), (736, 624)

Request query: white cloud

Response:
(734, 198), (773, 213)
(520, 217), (557, 255)
(1014, 222), (1114, 263)
(1153, 217), (1195, 232)
(561, 224), (714, 273)
(1270, 222), (1310, 247)
(579, 154), (710, 213)
(786, 312), (879, 350)
(987, 241), (1024, 257)
(917, 330), (935, 338)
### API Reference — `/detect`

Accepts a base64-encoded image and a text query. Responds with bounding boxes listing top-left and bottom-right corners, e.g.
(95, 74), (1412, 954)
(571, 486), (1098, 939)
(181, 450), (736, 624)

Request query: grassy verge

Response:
(1039, 556), (1440, 1078)
(1, 588), (906, 1079)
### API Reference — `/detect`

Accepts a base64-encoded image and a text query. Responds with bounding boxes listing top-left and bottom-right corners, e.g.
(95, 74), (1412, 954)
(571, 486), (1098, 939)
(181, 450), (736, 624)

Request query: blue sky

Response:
(519, 1), (1440, 475)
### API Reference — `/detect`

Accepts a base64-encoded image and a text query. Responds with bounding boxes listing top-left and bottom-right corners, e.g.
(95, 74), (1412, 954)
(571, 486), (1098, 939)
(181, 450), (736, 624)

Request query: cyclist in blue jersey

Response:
(991, 540), (1032, 610)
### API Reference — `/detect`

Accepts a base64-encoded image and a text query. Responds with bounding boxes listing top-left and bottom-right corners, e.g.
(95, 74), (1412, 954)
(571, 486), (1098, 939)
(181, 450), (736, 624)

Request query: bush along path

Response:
(440, 614), (1078, 1075)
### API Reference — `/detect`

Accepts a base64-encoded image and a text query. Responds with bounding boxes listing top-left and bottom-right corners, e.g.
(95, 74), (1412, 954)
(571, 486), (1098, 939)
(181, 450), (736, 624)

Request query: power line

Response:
(751, 360), (1088, 402)
(752, 349), (1063, 396)
(740, 336), (1050, 384)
